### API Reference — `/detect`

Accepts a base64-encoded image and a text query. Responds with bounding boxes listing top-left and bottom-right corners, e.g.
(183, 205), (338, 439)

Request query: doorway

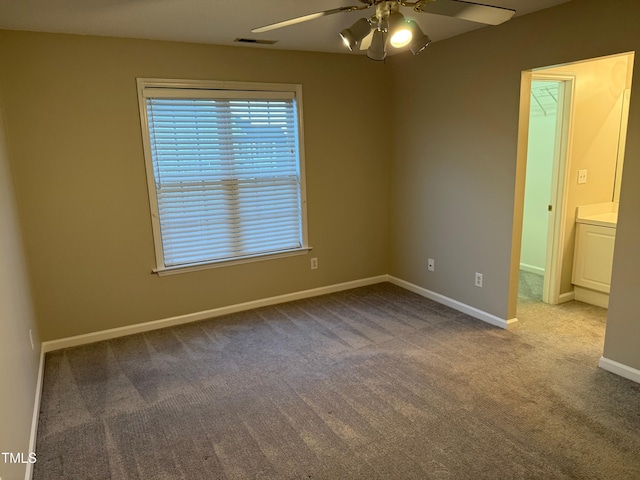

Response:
(519, 77), (572, 305)
(513, 52), (635, 315)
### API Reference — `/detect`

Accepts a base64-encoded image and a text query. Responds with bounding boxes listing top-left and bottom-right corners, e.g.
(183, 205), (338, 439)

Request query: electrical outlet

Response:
(578, 169), (587, 184)
(310, 257), (318, 270)
(428, 258), (435, 272)
(29, 329), (34, 350)
(475, 272), (483, 288)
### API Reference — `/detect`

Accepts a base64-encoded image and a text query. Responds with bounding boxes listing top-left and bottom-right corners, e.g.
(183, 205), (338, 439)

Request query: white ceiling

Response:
(0, 0), (570, 55)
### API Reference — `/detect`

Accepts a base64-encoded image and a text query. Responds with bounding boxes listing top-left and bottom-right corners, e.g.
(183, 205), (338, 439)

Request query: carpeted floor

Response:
(34, 282), (640, 479)
(518, 270), (544, 304)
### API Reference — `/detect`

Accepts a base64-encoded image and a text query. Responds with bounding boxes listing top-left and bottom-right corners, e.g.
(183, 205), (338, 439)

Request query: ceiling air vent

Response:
(234, 38), (278, 45)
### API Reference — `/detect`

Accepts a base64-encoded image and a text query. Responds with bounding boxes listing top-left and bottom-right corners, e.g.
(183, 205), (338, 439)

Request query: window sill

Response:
(152, 247), (313, 276)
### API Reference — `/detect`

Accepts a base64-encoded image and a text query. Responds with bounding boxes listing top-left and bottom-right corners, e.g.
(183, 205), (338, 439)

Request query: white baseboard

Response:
(41, 273), (521, 353)
(519, 263), (545, 276)
(387, 276), (517, 329)
(25, 346), (45, 480)
(574, 286), (609, 308)
(558, 291), (575, 304)
(598, 357), (640, 384)
(41, 275), (389, 353)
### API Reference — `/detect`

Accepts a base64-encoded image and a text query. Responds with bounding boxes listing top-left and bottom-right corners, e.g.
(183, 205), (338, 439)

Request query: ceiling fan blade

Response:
(252, 5), (369, 33)
(416, 0), (515, 26)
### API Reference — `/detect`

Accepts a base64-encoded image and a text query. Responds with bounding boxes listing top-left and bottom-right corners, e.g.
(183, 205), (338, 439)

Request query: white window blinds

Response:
(139, 83), (307, 270)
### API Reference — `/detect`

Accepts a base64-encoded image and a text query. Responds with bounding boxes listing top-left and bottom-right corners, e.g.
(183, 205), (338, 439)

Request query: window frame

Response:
(136, 78), (310, 275)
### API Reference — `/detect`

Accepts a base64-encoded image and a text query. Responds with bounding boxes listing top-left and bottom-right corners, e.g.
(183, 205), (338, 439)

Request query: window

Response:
(137, 79), (309, 274)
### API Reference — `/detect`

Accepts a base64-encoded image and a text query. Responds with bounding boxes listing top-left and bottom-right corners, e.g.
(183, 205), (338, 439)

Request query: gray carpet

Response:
(34, 282), (640, 479)
(518, 270), (544, 304)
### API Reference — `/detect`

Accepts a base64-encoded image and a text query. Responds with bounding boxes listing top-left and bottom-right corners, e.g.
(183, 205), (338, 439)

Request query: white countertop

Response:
(576, 211), (618, 228)
(576, 202), (618, 228)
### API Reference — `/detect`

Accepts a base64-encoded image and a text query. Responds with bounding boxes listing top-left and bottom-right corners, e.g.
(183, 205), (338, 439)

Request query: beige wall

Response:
(1, 0), (639, 379)
(389, 0), (640, 370)
(0, 99), (41, 480)
(0, 31), (391, 341)
(543, 54), (631, 294)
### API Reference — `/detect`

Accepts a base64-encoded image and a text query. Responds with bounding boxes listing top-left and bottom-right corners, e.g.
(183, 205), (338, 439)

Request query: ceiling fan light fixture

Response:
(339, 17), (371, 51)
(250, 1), (516, 60)
(388, 12), (412, 49)
(390, 26), (412, 48)
(366, 28), (387, 61)
(408, 21), (431, 55)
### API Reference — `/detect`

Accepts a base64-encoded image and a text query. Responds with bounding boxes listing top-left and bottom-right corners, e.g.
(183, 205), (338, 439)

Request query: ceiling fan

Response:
(251, 0), (516, 61)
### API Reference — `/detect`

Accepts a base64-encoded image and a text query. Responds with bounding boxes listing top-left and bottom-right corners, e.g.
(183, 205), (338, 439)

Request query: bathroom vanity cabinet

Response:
(572, 203), (618, 308)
